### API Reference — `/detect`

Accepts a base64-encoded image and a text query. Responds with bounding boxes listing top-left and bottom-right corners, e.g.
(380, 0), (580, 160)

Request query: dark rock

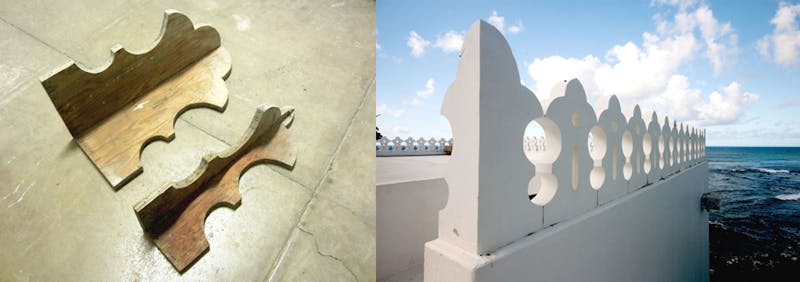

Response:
(702, 192), (722, 211)
(710, 222), (800, 281)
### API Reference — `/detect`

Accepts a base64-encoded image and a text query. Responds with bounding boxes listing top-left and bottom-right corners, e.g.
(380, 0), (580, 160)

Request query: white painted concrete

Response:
(438, 20), (544, 255)
(595, 95), (628, 204)
(538, 79), (600, 226)
(645, 111), (663, 184)
(625, 105), (648, 192)
(377, 177), (448, 281)
(380, 18), (711, 282)
(425, 163), (710, 282)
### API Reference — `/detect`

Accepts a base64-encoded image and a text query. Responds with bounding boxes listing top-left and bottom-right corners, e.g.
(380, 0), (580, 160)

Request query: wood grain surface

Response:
(134, 105), (297, 272)
(40, 10), (231, 189)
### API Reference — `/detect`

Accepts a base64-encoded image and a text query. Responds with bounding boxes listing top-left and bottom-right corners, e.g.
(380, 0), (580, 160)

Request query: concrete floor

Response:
(376, 156), (449, 186)
(0, 0), (374, 280)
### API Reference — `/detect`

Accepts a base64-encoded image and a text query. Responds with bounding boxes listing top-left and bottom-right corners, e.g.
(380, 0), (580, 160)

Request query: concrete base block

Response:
(425, 163), (709, 282)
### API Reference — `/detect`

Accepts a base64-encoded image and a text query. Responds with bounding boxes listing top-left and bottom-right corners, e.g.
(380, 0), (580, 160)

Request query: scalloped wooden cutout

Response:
(134, 105), (296, 272)
(39, 10), (231, 189)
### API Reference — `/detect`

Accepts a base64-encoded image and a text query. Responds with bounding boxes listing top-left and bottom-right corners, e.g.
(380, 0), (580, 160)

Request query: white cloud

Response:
(594, 33), (697, 98)
(651, 0), (700, 10)
(693, 6), (738, 72)
(408, 98), (425, 106)
(407, 31), (431, 58)
(526, 2), (755, 126)
(757, 2), (800, 66)
(756, 37), (771, 58)
(433, 31), (465, 53)
(377, 104), (406, 118)
(529, 32), (697, 102)
(417, 78), (435, 98)
(376, 42), (381, 50)
(391, 126), (411, 135)
(405, 78), (436, 106)
(378, 125), (412, 138)
(508, 22), (524, 34)
(486, 11), (524, 35)
(635, 76), (758, 126)
(414, 12), (520, 58)
(642, 75), (703, 122)
(696, 82), (759, 125)
(528, 55), (603, 100)
(487, 11), (505, 33)
(655, 4), (738, 72)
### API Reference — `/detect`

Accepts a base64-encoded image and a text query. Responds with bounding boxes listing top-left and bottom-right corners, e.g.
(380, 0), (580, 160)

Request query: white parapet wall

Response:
(377, 137), (453, 156)
(377, 178), (448, 281)
(423, 19), (708, 281)
(377, 136), (549, 157)
(425, 163), (709, 282)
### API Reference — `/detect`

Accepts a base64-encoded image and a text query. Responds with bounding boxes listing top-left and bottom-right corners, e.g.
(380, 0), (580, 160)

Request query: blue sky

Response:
(377, 0), (800, 146)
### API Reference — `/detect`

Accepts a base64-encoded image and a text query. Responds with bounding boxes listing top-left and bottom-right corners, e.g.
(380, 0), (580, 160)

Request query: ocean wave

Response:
(775, 192), (800, 201)
(756, 168), (790, 174)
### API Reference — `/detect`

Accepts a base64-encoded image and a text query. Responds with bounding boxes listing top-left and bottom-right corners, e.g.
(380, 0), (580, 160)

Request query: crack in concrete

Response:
(4, 180), (35, 208)
(314, 191), (373, 228)
(265, 76), (374, 281)
(0, 17), (74, 64)
(1, 182), (21, 202)
(297, 225), (358, 281)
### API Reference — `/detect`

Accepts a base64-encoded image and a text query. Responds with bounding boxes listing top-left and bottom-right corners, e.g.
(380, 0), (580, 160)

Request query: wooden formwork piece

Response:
(135, 105), (297, 272)
(40, 10), (232, 189)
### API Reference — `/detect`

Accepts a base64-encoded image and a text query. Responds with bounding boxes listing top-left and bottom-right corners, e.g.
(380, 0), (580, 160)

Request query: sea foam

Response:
(776, 192), (800, 201)
(757, 168), (790, 174)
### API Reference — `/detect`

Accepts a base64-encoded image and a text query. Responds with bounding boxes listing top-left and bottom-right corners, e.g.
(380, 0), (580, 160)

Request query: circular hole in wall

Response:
(642, 133), (652, 174)
(522, 118), (560, 165)
(530, 174), (557, 206)
(588, 126), (606, 190)
(622, 130), (633, 180)
(525, 117), (561, 205)
(658, 135), (665, 169)
(589, 126), (607, 161)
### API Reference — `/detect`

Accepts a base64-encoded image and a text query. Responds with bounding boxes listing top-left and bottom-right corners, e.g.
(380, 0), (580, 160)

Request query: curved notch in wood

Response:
(40, 10), (231, 189)
(134, 105), (296, 272)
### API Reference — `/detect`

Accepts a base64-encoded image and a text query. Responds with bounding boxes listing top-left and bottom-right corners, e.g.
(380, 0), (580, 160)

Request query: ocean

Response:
(707, 147), (800, 278)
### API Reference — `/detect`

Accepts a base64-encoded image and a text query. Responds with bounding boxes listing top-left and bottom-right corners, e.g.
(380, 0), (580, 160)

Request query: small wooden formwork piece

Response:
(135, 105), (296, 272)
(40, 10), (232, 189)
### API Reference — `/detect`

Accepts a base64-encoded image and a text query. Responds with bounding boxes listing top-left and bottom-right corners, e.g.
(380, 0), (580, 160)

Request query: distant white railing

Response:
(523, 136), (547, 153)
(376, 137), (453, 156)
(376, 136), (544, 156)
(431, 20), (707, 256)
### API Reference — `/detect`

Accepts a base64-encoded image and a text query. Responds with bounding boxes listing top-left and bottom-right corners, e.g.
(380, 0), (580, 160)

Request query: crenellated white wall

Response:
(423, 19), (708, 282)
(377, 137), (453, 156)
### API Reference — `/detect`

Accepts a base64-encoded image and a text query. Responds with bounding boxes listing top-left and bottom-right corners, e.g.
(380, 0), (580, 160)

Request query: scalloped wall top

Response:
(439, 19), (545, 255)
(434, 17), (707, 255)
(41, 10), (222, 137)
